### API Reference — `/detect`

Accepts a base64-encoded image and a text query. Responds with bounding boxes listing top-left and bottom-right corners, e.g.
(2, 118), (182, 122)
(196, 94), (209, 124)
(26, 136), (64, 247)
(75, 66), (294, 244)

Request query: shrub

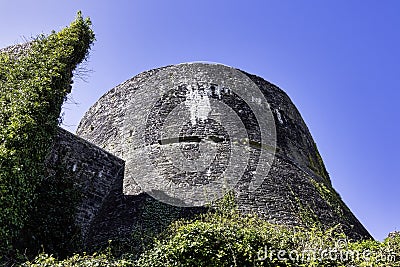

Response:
(135, 195), (399, 267)
(22, 252), (135, 267)
(22, 199), (400, 266)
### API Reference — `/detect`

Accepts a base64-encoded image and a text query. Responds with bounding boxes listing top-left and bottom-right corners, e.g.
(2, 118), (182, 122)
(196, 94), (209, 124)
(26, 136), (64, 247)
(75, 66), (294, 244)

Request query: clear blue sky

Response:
(1, 1), (399, 241)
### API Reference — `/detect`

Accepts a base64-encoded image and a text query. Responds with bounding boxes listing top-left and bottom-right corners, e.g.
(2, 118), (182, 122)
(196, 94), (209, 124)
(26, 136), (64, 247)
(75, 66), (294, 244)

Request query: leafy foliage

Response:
(136, 196), (399, 267)
(0, 11), (94, 260)
(1, 11), (398, 267)
(22, 252), (135, 267)
(17, 163), (82, 258)
(135, 194), (343, 266)
(23, 195), (399, 267)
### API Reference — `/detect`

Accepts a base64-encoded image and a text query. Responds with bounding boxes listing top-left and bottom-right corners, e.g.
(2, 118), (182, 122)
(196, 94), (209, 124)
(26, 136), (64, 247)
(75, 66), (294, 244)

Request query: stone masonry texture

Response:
(50, 128), (205, 248)
(73, 63), (371, 246)
(1, 40), (372, 247)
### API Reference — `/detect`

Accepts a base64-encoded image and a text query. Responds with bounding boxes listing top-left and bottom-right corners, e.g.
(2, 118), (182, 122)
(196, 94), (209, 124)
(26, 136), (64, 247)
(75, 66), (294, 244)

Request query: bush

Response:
(22, 252), (135, 267)
(135, 195), (399, 267)
(22, 199), (400, 266)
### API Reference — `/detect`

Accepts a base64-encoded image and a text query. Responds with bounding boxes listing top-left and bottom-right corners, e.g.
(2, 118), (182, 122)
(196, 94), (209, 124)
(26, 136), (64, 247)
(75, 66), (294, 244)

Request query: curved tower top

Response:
(77, 63), (370, 241)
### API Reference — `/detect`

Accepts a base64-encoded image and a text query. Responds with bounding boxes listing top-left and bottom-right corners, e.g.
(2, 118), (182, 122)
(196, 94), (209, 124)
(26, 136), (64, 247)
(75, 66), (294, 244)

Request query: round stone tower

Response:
(77, 63), (370, 242)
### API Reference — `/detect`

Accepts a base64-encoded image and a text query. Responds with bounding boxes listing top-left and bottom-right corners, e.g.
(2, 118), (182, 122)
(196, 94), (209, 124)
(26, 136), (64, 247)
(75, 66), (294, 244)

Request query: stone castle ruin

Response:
(47, 63), (371, 247)
(0, 41), (371, 249)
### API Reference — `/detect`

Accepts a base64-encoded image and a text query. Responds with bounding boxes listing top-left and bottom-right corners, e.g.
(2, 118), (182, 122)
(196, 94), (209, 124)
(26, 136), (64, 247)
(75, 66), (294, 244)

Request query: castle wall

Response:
(2, 42), (372, 252)
(75, 64), (371, 241)
(47, 127), (370, 248)
(47, 127), (124, 239)
(48, 128), (206, 248)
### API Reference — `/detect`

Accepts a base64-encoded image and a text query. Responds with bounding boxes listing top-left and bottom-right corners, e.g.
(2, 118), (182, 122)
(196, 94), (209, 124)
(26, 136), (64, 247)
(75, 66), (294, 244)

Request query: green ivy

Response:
(0, 11), (94, 261)
(17, 163), (82, 259)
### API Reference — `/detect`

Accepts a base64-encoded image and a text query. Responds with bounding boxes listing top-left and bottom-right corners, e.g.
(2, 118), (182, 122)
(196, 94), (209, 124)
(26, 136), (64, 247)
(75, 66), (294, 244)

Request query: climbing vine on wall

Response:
(0, 12), (95, 259)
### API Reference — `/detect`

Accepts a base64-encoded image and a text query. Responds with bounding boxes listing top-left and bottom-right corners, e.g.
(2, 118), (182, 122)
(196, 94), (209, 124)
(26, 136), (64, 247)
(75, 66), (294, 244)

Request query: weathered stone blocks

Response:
(71, 63), (371, 244)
